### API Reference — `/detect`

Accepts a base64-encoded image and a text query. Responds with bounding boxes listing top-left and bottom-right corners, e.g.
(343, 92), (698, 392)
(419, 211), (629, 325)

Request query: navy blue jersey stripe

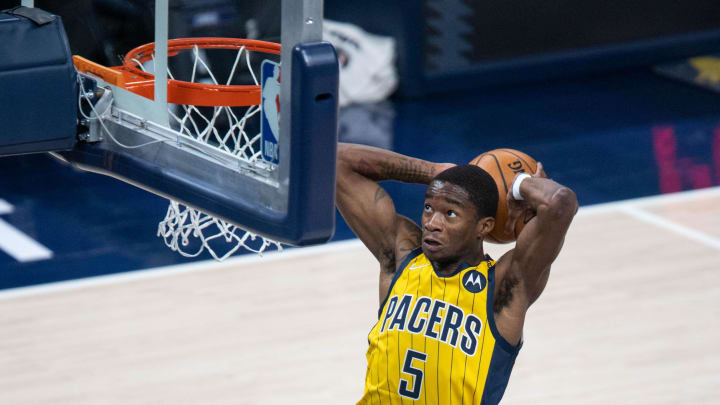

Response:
(479, 344), (519, 405)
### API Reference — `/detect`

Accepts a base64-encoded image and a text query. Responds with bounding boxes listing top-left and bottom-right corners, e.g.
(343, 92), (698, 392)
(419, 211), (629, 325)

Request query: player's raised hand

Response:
(504, 163), (544, 236)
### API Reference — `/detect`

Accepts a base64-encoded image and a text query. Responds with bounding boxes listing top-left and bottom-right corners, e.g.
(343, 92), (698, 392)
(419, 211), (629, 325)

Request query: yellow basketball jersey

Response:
(358, 248), (521, 405)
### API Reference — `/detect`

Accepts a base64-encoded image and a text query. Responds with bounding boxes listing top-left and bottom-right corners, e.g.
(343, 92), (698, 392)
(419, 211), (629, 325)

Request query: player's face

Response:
(421, 181), (483, 263)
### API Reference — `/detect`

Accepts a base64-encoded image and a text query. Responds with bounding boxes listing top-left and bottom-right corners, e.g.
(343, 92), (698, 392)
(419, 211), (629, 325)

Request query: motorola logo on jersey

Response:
(462, 270), (486, 293)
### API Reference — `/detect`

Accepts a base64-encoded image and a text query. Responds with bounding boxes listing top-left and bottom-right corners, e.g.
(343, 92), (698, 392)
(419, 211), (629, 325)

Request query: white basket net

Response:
(135, 42), (283, 260)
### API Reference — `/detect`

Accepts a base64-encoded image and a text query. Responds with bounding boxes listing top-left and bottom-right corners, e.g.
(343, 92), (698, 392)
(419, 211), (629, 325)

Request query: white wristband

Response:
(512, 173), (531, 200)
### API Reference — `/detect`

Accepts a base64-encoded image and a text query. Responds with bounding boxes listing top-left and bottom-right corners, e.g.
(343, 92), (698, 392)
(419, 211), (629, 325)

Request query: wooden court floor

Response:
(1, 187), (719, 404)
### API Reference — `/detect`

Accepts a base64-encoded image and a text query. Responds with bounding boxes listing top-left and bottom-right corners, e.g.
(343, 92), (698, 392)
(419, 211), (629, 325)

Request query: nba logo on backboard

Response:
(261, 60), (281, 165)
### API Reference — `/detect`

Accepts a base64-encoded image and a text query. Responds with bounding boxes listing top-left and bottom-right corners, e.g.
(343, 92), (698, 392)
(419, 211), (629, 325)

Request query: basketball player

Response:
(336, 143), (578, 404)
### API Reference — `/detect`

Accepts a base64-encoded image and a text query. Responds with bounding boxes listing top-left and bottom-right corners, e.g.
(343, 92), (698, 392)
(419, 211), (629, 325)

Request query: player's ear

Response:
(476, 216), (495, 239)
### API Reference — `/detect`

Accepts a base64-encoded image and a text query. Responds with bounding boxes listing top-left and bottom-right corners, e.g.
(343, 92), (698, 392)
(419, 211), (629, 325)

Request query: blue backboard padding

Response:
(58, 42), (339, 246)
(0, 11), (78, 156)
(286, 42), (339, 245)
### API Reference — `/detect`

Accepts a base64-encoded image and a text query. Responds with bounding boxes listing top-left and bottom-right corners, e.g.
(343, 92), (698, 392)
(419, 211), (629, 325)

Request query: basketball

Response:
(470, 149), (544, 243)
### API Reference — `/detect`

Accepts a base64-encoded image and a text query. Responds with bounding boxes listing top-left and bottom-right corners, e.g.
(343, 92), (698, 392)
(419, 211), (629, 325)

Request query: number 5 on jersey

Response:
(398, 349), (427, 399)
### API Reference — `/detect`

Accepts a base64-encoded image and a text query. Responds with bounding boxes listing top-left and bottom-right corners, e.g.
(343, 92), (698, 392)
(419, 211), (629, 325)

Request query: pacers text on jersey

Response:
(379, 294), (484, 357)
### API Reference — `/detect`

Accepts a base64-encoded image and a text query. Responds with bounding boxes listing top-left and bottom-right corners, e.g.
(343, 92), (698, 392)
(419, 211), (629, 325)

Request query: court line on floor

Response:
(1, 186), (718, 299)
(619, 205), (720, 250)
(579, 186), (720, 215)
(0, 199), (54, 262)
(0, 239), (363, 300)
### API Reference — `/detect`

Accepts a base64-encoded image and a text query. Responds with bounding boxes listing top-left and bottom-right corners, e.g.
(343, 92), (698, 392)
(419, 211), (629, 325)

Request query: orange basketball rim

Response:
(72, 37), (281, 107)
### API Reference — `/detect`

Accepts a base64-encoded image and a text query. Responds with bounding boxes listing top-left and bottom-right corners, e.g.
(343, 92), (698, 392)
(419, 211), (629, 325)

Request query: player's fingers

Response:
(535, 162), (545, 177)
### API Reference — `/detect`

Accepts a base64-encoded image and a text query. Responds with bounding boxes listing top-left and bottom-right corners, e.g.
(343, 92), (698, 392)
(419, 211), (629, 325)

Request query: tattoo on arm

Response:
(358, 157), (437, 184)
(378, 158), (437, 183)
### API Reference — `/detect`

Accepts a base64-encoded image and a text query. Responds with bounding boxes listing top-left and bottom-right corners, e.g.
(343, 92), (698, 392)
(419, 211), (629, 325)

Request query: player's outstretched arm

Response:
(336, 143), (451, 274)
(504, 164), (578, 306)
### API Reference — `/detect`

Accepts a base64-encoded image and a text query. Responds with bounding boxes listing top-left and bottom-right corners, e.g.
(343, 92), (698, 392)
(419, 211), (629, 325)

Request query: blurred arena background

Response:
(1, 1), (719, 403)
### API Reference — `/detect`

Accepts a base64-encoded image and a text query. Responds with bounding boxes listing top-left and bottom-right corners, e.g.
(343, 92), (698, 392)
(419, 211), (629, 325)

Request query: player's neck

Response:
(431, 249), (486, 276)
